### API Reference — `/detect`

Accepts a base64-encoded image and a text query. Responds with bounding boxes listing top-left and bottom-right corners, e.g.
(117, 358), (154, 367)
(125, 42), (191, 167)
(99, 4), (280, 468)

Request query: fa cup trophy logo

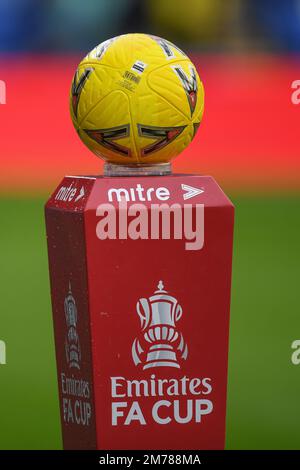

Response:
(132, 281), (188, 370)
(64, 282), (81, 369)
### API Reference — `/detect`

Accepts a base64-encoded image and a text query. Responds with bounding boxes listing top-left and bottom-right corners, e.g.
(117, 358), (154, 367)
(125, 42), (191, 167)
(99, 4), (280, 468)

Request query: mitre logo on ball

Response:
(132, 281), (188, 370)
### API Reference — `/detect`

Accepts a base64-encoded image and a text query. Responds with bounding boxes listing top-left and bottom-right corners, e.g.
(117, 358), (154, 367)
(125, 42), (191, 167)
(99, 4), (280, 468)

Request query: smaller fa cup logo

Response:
(132, 281), (188, 370)
(64, 282), (81, 369)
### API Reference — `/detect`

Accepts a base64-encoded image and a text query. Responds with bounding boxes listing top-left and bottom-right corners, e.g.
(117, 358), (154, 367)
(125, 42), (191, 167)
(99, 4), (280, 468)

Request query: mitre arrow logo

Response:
(172, 65), (198, 116)
(132, 281), (188, 370)
(71, 67), (94, 118)
(138, 124), (186, 156)
(84, 125), (131, 156)
(181, 184), (204, 200)
(75, 186), (85, 202)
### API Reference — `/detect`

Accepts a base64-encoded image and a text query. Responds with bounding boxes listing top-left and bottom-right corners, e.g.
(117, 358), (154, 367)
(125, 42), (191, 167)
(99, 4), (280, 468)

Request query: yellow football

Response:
(70, 33), (204, 168)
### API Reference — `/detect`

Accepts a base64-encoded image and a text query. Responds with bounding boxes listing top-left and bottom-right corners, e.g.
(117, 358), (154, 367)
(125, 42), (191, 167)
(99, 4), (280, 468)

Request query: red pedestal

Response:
(45, 174), (234, 450)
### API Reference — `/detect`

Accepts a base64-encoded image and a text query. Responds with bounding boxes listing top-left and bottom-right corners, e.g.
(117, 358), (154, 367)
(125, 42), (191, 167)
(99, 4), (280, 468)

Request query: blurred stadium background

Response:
(0, 0), (300, 449)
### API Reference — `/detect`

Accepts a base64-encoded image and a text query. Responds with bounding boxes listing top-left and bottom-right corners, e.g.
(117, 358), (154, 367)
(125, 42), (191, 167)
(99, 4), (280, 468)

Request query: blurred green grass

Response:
(0, 196), (299, 449)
